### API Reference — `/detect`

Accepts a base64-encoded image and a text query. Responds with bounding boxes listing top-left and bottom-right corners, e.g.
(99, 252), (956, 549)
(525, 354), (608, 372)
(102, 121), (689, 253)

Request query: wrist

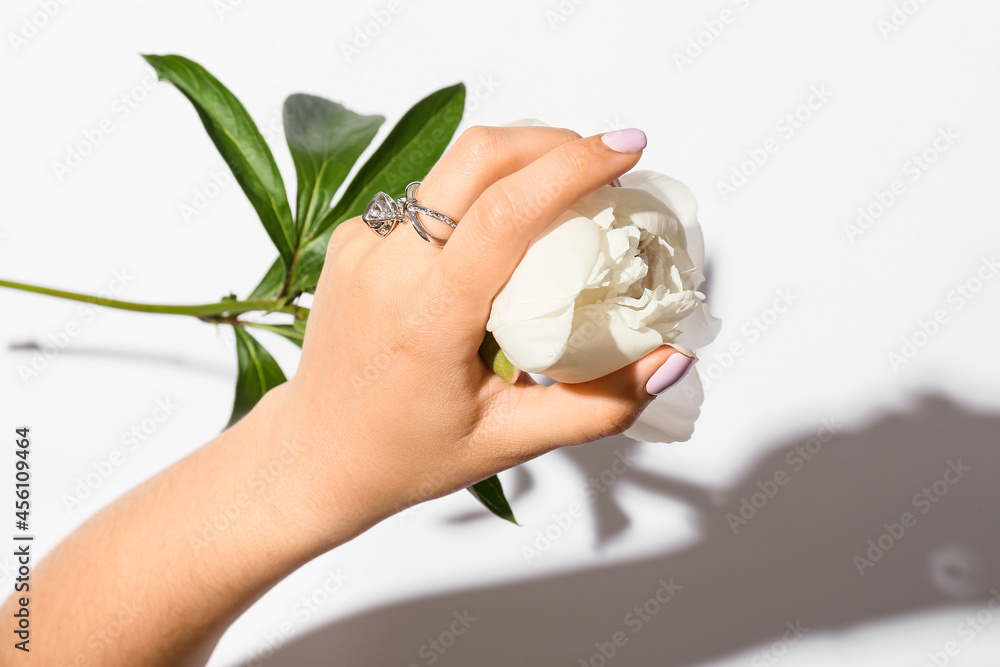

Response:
(244, 380), (383, 554)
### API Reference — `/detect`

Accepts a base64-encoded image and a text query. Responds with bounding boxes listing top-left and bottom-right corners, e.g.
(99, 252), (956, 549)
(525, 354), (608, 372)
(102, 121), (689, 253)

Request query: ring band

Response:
(361, 181), (458, 246)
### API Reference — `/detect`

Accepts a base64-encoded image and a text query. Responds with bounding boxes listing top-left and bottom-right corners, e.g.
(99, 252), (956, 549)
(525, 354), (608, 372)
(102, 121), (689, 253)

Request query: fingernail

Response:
(602, 128), (647, 153)
(645, 353), (695, 396)
(610, 177), (622, 187)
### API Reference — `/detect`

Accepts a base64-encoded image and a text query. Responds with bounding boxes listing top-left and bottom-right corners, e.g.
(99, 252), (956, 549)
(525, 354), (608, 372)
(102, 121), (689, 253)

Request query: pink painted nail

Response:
(645, 353), (695, 396)
(610, 177), (622, 187)
(602, 128), (647, 153)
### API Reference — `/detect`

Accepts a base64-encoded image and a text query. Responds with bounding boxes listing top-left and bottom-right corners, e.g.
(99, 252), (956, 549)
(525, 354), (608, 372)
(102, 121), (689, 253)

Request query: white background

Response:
(2, 1), (1000, 665)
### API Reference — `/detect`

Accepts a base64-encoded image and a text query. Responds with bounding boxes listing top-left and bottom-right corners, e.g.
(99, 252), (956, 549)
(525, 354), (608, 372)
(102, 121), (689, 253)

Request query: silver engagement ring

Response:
(361, 181), (457, 246)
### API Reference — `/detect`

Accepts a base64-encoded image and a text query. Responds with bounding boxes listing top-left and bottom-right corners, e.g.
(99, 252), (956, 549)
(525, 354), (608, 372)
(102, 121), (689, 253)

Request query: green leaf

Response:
(284, 82), (466, 295)
(468, 476), (518, 525)
(284, 227), (332, 294)
(248, 323), (304, 348)
(248, 256), (286, 300)
(228, 326), (287, 427)
(320, 82), (465, 235)
(284, 94), (384, 240)
(143, 54), (296, 264)
(248, 83), (465, 297)
(478, 332), (520, 383)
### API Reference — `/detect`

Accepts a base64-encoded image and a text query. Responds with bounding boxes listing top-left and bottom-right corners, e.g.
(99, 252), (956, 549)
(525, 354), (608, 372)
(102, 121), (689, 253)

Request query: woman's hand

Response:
(2, 125), (696, 667)
(279, 125), (695, 542)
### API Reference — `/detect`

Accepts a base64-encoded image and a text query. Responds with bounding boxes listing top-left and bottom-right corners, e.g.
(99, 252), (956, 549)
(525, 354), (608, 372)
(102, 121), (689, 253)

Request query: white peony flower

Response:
(486, 157), (721, 443)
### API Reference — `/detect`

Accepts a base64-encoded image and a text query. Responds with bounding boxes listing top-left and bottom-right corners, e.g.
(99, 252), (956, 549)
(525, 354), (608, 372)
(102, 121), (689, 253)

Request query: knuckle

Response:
(551, 126), (583, 143)
(458, 124), (492, 145)
(551, 142), (595, 184)
(475, 184), (523, 239)
(456, 125), (506, 165)
(327, 217), (358, 255)
(327, 219), (373, 276)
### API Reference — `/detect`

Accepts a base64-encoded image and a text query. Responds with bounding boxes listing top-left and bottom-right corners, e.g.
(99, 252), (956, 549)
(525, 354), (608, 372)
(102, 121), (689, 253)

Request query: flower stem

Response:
(0, 279), (296, 319)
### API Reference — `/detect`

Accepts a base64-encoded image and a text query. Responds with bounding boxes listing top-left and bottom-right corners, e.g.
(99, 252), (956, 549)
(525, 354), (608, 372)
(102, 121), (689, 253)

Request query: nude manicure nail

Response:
(601, 128), (647, 153)
(645, 353), (695, 396)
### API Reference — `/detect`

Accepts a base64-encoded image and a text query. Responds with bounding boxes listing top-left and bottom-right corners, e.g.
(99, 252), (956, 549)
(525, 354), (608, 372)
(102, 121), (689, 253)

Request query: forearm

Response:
(0, 385), (343, 666)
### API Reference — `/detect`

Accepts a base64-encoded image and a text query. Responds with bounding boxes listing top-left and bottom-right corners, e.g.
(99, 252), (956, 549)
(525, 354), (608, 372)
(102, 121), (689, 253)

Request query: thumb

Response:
(506, 345), (697, 454)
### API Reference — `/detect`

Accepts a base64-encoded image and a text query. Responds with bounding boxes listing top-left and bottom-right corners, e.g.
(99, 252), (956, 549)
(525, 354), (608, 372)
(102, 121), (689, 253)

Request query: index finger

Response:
(436, 129), (646, 325)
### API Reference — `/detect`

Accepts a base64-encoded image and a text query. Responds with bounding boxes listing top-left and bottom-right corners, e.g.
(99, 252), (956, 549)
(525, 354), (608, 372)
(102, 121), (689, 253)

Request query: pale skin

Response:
(1, 126), (688, 665)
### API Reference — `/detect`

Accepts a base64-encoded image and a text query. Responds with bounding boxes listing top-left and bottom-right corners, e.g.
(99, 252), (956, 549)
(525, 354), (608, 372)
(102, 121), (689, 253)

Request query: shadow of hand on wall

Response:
(255, 394), (999, 666)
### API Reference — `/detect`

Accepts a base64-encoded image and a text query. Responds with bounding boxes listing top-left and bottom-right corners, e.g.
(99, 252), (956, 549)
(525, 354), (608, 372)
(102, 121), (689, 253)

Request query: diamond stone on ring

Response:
(361, 181), (458, 246)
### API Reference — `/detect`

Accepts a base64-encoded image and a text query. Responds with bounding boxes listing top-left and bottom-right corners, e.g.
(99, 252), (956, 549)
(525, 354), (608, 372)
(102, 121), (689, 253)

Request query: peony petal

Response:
(487, 213), (602, 371)
(611, 187), (685, 246)
(487, 212), (601, 328)
(673, 301), (722, 350)
(501, 118), (551, 127)
(491, 302), (576, 372)
(487, 163), (720, 404)
(620, 170), (705, 271)
(544, 309), (664, 383)
(625, 367), (705, 443)
(605, 225), (638, 265)
(572, 188), (617, 227)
